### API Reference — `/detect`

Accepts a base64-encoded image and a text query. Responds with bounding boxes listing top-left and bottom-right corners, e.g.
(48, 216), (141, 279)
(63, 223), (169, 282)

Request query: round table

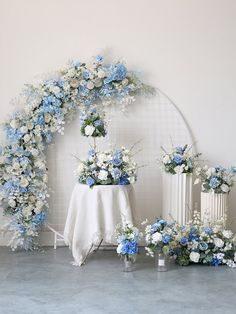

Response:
(64, 184), (135, 266)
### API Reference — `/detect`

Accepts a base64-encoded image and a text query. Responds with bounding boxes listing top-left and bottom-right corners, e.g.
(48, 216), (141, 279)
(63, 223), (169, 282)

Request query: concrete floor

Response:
(0, 247), (236, 314)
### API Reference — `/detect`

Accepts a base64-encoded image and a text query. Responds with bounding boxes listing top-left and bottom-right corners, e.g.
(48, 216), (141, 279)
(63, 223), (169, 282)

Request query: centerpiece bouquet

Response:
(169, 211), (236, 267)
(115, 222), (142, 271)
(195, 165), (236, 194)
(75, 146), (138, 188)
(161, 144), (201, 175)
(145, 218), (176, 257)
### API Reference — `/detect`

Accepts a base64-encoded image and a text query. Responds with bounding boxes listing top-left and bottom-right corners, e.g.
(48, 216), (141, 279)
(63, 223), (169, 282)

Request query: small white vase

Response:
(162, 173), (193, 225)
(201, 192), (228, 224)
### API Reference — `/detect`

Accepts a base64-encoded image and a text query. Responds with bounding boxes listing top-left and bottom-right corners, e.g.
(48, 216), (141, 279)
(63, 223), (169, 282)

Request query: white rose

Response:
(8, 199), (16, 208)
(87, 81), (94, 90)
(97, 70), (106, 78)
(0, 156), (5, 164)
(13, 162), (20, 170)
(163, 155), (170, 164)
(20, 126), (28, 134)
(189, 252), (200, 263)
(23, 134), (31, 143)
(77, 163), (85, 175)
(214, 238), (224, 248)
(94, 78), (102, 87)
(221, 184), (229, 193)
(174, 165), (184, 174)
(70, 79), (79, 88)
(98, 170), (108, 181)
(129, 176), (136, 184)
(123, 156), (130, 163)
(222, 230), (233, 239)
(84, 125), (95, 136)
(23, 206), (33, 218)
(97, 153), (107, 163)
(26, 121), (34, 130)
(31, 148), (39, 157)
(43, 174), (48, 183)
(152, 232), (162, 243)
(20, 178), (29, 188)
(44, 113), (51, 123)
(194, 178), (200, 185)
(10, 119), (19, 129)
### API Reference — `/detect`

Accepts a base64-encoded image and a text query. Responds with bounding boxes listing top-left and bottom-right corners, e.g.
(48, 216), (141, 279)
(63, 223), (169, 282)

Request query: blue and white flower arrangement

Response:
(161, 144), (201, 175)
(0, 54), (154, 250)
(115, 222), (142, 258)
(195, 165), (236, 193)
(76, 146), (138, 188)
(169, 211), (236, 267)
(145, 218), (176, 257)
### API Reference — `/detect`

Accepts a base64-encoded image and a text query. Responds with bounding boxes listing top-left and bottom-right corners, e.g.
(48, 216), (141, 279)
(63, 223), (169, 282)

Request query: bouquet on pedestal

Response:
(75, 146), (138, 188)
(194, 165), (236, 194)
(161, 144), (201, 175)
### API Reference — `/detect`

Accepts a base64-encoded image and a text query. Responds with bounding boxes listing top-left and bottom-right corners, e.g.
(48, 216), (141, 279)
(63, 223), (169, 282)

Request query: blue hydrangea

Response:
(203, 227), (213, 235)
(104, 63), (127, 84)
(120, 240), (138, 255)
(118, 174), (129, 185)
(209, 176), (221, 189)
(94, 120), (103, 127)
(112, 158), (122, 167)
(162, 234), (171, 244)
(111, 168), (122, 180)
(83, 71), (90, 80)
(95, 55), (103, 63)
(180, 237), (188, 246)
(173, 154), (183, 165)
(211, 257), (222, 266)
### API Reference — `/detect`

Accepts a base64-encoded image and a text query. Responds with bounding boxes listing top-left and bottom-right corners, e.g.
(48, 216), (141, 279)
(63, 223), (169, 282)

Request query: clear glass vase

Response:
(155, 251), (167, 272)
(123, 255), (134, 272)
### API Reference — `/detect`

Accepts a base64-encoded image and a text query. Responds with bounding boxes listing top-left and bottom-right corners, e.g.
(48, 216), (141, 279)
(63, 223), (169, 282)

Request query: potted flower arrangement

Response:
(75, 146), (138, 188)
(145, 218), (176, 271)
(115, 222), (142, 272)
(195, 166), (236, 223)
(160, 144), (201, 224)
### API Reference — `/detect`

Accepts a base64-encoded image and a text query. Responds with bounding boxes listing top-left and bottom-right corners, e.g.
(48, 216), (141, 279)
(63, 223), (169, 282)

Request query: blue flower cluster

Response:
(116, 223), (142, 257)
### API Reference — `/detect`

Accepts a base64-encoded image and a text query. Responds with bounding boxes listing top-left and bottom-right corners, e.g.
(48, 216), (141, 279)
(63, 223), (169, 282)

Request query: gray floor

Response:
(0, 247), (236, 314)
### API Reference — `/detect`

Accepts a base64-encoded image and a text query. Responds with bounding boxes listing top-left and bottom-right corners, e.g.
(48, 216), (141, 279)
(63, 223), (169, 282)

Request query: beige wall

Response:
(0, 0), (236, 241)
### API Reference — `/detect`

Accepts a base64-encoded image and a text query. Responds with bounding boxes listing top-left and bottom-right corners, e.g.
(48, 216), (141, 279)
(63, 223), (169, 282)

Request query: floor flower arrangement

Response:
(144, 212), (236, 267)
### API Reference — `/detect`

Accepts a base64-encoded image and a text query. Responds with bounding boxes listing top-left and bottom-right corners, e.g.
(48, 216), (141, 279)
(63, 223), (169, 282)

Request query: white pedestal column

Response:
(162, 173), (193, 225)
(201, 192), (228, 223)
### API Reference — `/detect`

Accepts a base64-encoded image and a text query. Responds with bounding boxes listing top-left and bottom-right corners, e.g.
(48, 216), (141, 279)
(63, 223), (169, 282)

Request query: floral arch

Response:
(0, 55), (154, 250)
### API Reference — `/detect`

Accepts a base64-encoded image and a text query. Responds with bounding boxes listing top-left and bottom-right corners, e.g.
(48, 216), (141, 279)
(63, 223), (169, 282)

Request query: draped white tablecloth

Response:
(64, 184), (135, 266)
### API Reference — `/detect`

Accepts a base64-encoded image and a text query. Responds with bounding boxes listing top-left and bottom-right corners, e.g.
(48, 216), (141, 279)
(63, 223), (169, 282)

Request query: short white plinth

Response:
(201, 192), (228, 224)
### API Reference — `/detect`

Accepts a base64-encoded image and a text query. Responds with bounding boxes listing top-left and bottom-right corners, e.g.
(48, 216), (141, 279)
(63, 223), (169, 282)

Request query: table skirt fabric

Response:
(64, 184), (135, 266)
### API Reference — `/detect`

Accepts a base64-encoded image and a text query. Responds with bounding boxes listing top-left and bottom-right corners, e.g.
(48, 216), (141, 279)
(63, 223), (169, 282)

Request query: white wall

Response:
(1, 0), (236, 244)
